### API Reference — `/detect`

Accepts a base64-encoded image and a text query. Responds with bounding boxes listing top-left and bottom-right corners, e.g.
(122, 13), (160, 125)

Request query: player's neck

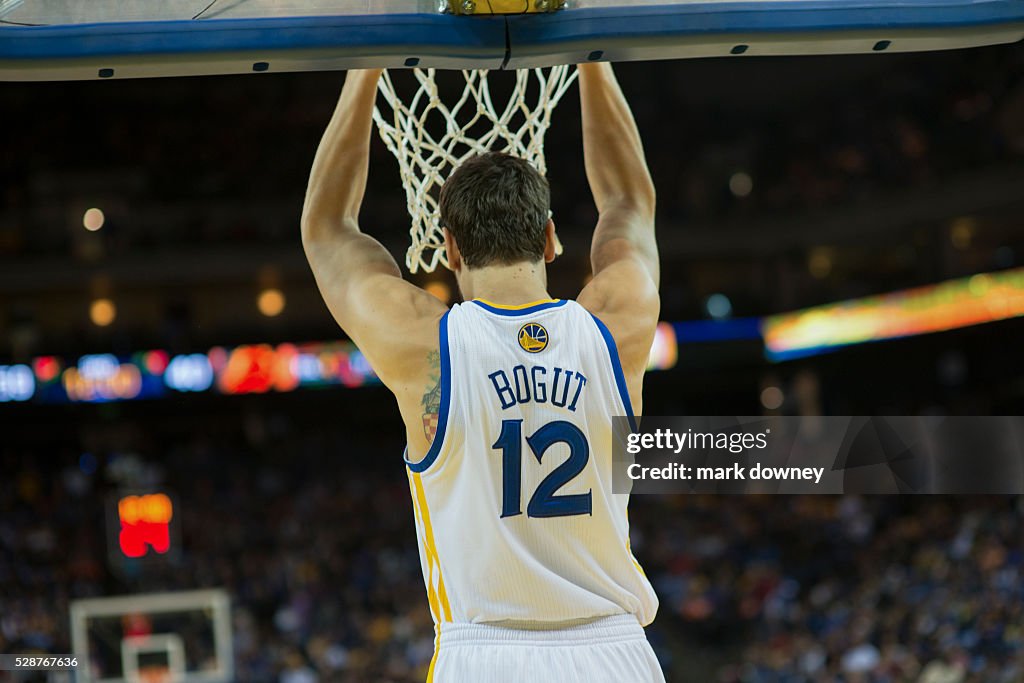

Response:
(459, 260), (551, 305)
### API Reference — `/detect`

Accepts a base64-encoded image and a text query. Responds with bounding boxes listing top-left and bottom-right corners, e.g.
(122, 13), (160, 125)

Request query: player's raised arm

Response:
(577, 62), (659, 286)
(302, 69), (382, 237)
(576, 62), (660, 386)
(301, 69), (446, 385)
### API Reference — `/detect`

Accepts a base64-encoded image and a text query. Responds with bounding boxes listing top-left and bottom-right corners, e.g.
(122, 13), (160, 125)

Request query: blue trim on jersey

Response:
(405, 310), (452, 473)
(471, 299), (568, 316)
(589, 314), (638, 433)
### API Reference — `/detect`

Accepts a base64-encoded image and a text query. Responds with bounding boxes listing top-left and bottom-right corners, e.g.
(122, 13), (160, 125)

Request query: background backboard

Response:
(69, 590), (233, 683)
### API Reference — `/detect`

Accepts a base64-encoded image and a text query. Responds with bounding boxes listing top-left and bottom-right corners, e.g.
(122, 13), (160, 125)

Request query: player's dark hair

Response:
(439, 152), (550, 268)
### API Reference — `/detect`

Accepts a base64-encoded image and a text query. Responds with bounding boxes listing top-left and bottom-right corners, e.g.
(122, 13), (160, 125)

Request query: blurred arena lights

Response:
(728, 171), (753, 197)
(257, 288), (285, 317)
(763, 266), (1024, 361)
(211, 342), (377, 394)
(949, 216), (976, 250)
(32, 356), (61, 382)
(647, 322), (678, 370)
(6, 264), (1024, 401)
(424, 280), (452, 304)
(808, 247), (834, 279)
(141, 350), (169, 376)
(705, 293), (733, 320)
(164, 353), (214, 392)
(89, 297), (116, 326)
(0, 364), (34, 402)
(760, 385), (784, 410)
(82, 207), (105, 231)
(62, 353), (144, 402)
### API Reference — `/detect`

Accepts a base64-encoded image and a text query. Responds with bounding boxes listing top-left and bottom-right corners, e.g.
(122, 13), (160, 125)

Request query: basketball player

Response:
(302, 63), (663, 682)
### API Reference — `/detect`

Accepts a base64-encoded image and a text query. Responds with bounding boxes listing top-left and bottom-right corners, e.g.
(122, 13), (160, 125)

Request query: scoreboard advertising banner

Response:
(0, 341), (380, 404)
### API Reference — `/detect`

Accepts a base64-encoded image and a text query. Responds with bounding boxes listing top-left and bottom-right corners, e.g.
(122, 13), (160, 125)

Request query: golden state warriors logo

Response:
(518, 322), (549, 353)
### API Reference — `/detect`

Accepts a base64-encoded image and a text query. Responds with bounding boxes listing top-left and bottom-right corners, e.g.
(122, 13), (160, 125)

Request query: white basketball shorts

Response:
(430, 614), (666, 683)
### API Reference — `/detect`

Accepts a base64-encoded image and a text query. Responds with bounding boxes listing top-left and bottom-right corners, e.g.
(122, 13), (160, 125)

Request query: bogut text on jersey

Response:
(487, 365), (589, 412)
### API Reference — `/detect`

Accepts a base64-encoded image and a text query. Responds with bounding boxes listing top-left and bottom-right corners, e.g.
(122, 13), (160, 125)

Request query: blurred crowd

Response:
(1, 414), (1022, 682)
(634, 45), (1024, 225)
(640, 496), (1023, 682)
(0, 424), (435, 683)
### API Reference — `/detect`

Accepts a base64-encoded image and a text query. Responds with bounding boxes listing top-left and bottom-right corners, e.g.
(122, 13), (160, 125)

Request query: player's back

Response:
(405, 297), (658, 628)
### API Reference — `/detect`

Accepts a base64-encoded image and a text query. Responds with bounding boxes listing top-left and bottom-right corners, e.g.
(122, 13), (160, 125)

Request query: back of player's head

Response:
(439, 152), (550, 268)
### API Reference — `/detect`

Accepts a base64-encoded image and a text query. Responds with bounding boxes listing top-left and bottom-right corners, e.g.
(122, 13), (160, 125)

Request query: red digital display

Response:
(117, 493), (174, 558)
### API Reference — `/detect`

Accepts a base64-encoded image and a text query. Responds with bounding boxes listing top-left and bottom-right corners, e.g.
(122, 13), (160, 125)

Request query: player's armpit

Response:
(590, 211), (658, 286)
(302, 228), (447, 386)
(577, 253), (659, 380)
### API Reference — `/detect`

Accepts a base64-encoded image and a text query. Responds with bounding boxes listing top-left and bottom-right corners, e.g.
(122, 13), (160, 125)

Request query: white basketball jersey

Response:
(405, 298), (658, 632)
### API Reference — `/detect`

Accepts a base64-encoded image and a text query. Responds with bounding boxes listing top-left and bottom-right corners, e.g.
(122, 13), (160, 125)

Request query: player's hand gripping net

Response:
(373, 66), (578, 273)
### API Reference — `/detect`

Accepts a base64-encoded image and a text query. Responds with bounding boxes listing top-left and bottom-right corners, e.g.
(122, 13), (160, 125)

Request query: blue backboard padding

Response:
(0, 14), (506, 60)
(0, 1), (1021, 62)
(510, 0), (1024, 48)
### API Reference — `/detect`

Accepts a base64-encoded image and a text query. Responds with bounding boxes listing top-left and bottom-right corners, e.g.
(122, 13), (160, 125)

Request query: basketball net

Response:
(373, 67), (578, 273)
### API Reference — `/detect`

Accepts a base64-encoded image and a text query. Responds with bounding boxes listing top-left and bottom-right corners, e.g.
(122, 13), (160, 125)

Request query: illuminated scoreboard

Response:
(0, 341), (380, 404)
(106, 492), (182, 572)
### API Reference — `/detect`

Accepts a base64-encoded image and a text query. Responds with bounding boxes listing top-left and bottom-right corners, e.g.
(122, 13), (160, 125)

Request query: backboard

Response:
(1, 0), (1022, 81)
(69, 589), (233, 683)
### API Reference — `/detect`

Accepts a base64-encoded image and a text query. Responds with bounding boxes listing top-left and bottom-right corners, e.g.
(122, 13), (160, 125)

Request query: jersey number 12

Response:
(492, 419), (592, 518)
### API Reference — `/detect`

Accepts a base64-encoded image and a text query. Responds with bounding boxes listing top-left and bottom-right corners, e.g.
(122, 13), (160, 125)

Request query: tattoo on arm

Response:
(421, 350), (441, 441)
